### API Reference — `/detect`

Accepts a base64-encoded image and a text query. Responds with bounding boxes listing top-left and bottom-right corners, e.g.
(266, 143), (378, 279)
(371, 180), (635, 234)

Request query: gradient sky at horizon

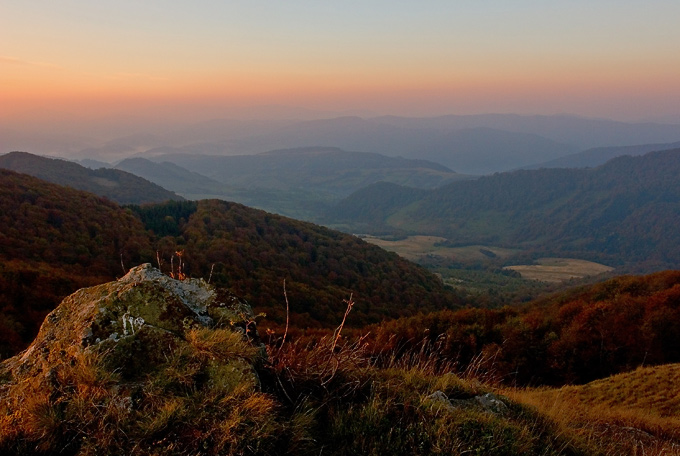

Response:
(3, 0), (680, 124)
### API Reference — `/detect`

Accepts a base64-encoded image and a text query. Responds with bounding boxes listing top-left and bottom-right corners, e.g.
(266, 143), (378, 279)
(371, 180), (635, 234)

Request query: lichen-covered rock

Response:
(2, 264), (262, 378)
(0, 264), (276, 455)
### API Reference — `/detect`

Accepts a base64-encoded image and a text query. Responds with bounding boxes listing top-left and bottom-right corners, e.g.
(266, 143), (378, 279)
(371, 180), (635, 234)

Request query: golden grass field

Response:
(504, 364), (680, 455)
(362, 235), (613, 283)
(361, 235), (520, 263)
(504, 258), (614, 283)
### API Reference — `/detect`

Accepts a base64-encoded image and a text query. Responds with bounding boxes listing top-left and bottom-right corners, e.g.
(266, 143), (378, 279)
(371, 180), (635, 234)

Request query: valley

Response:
(360, 235), (520, 263)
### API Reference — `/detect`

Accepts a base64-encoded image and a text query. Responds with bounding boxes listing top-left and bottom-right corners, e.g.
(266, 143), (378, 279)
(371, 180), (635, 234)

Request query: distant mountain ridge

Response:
(328, 149), (680, 271)
(521, 141), (680, 169)
(210, 118), (579, 174)
(8, 113), (680, 172)
(150, 146), (463, 193)
(110, 148), (467, 220)
(0, 151), (182, 204)
(114, 157), (227, 195)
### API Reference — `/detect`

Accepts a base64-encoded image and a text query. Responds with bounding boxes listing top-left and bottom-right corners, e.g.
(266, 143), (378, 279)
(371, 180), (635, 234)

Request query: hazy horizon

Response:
(3, 0), (680, 137)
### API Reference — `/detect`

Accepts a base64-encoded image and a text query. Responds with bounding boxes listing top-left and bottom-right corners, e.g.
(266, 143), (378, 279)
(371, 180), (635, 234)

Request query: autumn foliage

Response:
(367, 270), (680, 386)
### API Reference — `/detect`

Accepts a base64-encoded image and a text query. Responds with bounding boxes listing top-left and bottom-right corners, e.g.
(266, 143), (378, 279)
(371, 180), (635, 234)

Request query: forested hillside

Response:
(132, 199), (461, 328)
(0, 151), (183, 204)
(0, 169), (154, 357)
(329, 149), (680, 271)
(0, 171), (460, 358)
(367, 270), (680, 386)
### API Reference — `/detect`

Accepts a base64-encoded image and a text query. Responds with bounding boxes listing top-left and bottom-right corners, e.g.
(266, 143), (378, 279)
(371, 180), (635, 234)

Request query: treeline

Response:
(366, 270), (680, 386)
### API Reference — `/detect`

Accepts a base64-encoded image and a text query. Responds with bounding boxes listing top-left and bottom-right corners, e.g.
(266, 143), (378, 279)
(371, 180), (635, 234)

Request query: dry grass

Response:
(0, 326), (291, 456)
(504, 258), (614, 283)
(361, 235), (519, 262)
(503, 364), (680, 455)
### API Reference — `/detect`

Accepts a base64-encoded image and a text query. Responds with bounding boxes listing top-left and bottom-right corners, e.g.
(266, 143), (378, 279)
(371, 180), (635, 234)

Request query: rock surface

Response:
(2, 262), (263, 389)
(426, 390), (509, 415)
(0, 264), (276, 455)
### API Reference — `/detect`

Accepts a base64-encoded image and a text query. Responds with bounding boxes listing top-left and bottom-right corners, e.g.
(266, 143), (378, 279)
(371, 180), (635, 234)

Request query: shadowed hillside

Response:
(0, 151), (182, 204)
(0, 169), (154, 357)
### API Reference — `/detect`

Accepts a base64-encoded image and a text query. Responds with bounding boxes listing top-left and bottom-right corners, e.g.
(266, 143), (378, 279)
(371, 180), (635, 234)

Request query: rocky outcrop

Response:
(2, 263), (263, 380)
(426, 390), (509, 415)
(0, 264), (273, 455)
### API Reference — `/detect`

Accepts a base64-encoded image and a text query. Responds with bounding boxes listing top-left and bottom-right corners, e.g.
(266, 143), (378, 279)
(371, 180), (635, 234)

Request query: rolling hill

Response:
(112, 148), (465, 220)
(150, 146), (464, 194)
(114, 157), (227, 195)
(328, 149), (680, 271)
(0, 151), (182, 204)
(368, 269), (680, 385)
(0, 170), (461, 358)
(507, 363), (680, 455)
(211, 118), (579, 174)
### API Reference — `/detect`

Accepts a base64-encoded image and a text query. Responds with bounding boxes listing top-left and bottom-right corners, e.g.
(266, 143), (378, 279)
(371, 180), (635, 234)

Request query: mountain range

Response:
(328, 149), (680, 271)
(7, 113), (680, 176)
(115, 147), (468, 219)
(522, 140), (680, 169)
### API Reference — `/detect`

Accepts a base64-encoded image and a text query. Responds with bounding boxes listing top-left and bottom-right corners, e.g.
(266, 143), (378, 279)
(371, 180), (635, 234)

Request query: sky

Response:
(3, 0), (680, 128)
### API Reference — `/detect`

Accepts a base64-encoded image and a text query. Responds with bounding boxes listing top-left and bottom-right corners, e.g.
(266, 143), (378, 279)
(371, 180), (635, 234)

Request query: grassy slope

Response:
(506, 364), (680, 455)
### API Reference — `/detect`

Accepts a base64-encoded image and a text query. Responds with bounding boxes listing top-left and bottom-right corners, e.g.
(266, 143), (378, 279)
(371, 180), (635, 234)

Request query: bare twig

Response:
(330, 294), (354, 353)
(278, 279), (290, 355)
(208, 263), (215, 284)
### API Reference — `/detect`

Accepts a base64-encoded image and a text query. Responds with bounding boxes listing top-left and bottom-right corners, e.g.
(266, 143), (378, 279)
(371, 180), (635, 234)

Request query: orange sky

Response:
(3, 1), (680, 126)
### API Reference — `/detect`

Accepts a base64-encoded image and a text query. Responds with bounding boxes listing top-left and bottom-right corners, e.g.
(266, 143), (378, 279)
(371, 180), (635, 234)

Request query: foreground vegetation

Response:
(505, 364), (680, 455)
(0, 323), (591, 456)
(4, 316), (678, 455)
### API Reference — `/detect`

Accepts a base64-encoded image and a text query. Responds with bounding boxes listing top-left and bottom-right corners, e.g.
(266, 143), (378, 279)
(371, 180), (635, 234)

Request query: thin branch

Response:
(331, 293), (354, 353)
(278, 279), (290, 356)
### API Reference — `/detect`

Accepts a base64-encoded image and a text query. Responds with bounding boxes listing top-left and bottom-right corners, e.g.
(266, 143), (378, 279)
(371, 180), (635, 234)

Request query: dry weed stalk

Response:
(208, 263), (215, 284)
(330, 294), (354, 353)
(277, 279), (290, 356)
(168, 250), (186, 280)
(156, 251), (163, 270)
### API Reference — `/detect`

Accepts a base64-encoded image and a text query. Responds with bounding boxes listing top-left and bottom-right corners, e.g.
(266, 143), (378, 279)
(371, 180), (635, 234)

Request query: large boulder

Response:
(0, 264), (277, 455)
